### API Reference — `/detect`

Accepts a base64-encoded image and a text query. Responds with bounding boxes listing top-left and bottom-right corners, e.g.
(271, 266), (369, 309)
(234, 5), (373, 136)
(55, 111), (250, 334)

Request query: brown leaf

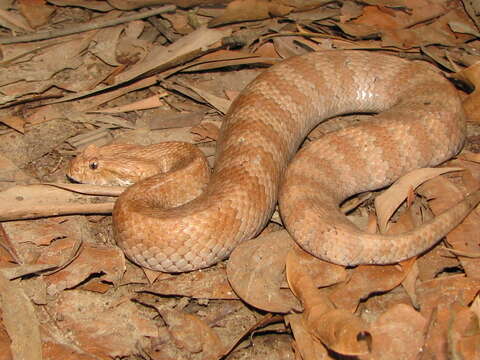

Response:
(417, 176), (480, 278)
(156, 308), (225, 360)
(287, 245), (348, 289)
(143, 266), (238, 299)
(52, 291), (157, 358)
(340, 1), (364, 23)
(0, 318), (12, 360)
(209, 0), (293, 27)
(375, 167), (462, 232)
(364, 304), (427, 360)
(41, 242), (125, 296)
(115, 26), (231, 84)
(423, 302), (480, 359)
(0, 273), (42, 360)
(452, 60), (480, 122)
(401, 260), (420, 308)
(329, 263), (411, 313)
(353, 0), (448, 30)
(18, 0), (55, 28)
(42, 340), (97, 360)
(191, 121), (221, 141)
(0, 8), (34, 32)
(286, 313), (331, 360)
(416, 275), (480, 319)
(227, 230), (301, 313)
(0, 115), (25, 133)
(381, 8), (474, 48)
(448, 304), (480, 359)
(0, 154), (31, 191)
(88, 93), (169, 114)
(48, 0), (113, 11)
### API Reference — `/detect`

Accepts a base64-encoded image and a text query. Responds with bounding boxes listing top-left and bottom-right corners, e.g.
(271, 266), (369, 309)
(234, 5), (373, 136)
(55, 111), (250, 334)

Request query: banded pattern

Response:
(71, 51), (480, 272)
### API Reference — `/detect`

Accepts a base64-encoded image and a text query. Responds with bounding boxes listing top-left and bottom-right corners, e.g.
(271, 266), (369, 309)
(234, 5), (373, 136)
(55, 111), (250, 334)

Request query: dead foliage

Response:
(0, 0), (480, 359)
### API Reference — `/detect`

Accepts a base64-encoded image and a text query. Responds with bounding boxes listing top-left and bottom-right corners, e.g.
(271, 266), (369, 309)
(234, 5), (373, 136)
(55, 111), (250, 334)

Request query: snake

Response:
(68, 50), (480, 272)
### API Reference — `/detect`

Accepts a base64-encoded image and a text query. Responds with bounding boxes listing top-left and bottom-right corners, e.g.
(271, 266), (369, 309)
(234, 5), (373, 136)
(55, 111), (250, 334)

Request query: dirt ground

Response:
(0, 1), (480, 359)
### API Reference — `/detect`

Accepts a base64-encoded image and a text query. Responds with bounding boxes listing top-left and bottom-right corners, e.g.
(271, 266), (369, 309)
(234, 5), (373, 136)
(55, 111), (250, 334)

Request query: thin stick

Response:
(0, 202), (114, 221)
(0, 5), (176, 44)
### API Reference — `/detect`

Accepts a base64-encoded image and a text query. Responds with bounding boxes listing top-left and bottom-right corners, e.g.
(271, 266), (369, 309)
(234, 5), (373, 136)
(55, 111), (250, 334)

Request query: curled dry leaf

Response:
(287, 244), (347, 289)
(471, 294), (480, 319)
(363, 303), (427, 360)
(18, 0), (55, 28)
(143, 266), (238, 300)
(286, 246), (371, 357)
(191, 121), (221, 142)
(227, 230), (301, 313)
(448, 303), (480, 359)
(329, 262), (413, 313)
(416, 275), (480, 319)
(452, 60), (480, 122)
(375, 167), (463, 232)
(41, 242), (125, 296)
(156, 308), (225, 360)
(423, 302), (480, 359)
(286, 313), (330, 360)
(459, 150), (480, 164)
(417, 175), (480, 278)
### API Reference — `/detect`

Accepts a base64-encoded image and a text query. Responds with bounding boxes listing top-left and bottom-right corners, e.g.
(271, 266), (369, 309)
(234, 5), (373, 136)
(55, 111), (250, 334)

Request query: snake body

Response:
(69, 51), (480, 272)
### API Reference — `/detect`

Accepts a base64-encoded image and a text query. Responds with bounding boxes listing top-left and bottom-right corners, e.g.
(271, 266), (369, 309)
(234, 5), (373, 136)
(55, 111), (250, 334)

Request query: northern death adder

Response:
(68, 51), (480, 272)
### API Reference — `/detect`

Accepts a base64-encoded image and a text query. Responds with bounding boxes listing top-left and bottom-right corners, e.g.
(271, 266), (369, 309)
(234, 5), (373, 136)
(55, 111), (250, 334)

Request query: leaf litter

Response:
(0, 1), (479, 359)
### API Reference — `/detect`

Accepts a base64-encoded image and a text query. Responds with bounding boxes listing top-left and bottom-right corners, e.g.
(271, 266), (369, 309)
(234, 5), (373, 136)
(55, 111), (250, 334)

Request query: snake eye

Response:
(89, 161), (98, 170)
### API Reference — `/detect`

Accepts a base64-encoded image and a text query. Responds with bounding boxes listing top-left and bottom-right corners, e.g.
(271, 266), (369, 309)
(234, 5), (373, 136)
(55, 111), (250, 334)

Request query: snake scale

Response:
(68, 51), (480, 272)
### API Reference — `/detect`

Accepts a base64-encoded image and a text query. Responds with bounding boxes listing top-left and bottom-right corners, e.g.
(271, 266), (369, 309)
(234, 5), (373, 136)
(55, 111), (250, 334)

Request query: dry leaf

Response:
(418, 176), (480, 278)
(51, 291), (157, 358)
(41, 243), (125, 296)
(375, 167), (462, 232)
(448, 303), (480, 359)
(209, 0), (293, 27)
(191, 121), (221, 141)
(0, 273), (42, 360)
(423, 302), (480, 359)
(286, 313), (331, 360)
(329, 263), (411, 313)
(48, 0), (113, 11)
(0, 8), (34, 31)
(18, 0), (55, 28)
(143, 266), (238, 299)
(364, 304), (427, 360)
(0, 115), (25, 133)
(89, 93), (169, 114)
(452, 60), (480, 122)
(115, 26), (231, 84)
(227, 230), (301, 313)
(156, 308), (225, 360)
(417, 275), (480, 319)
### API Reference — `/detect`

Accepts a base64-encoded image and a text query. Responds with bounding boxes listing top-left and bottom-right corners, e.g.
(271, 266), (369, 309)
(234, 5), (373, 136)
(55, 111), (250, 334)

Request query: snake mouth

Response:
(66, 174), (82, 184)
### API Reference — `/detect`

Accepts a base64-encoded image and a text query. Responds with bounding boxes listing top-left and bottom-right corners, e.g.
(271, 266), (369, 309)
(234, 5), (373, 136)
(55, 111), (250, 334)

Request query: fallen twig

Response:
(0, 5), (176, 44)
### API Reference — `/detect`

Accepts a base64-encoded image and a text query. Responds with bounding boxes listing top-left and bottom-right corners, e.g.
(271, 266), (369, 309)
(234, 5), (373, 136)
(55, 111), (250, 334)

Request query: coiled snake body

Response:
(68, 51), (480, 272)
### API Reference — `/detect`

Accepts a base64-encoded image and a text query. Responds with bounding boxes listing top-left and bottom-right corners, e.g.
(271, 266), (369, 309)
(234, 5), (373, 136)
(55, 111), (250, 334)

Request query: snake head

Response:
(67, 144), (107, 185)
(67, 143), (152, 186)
